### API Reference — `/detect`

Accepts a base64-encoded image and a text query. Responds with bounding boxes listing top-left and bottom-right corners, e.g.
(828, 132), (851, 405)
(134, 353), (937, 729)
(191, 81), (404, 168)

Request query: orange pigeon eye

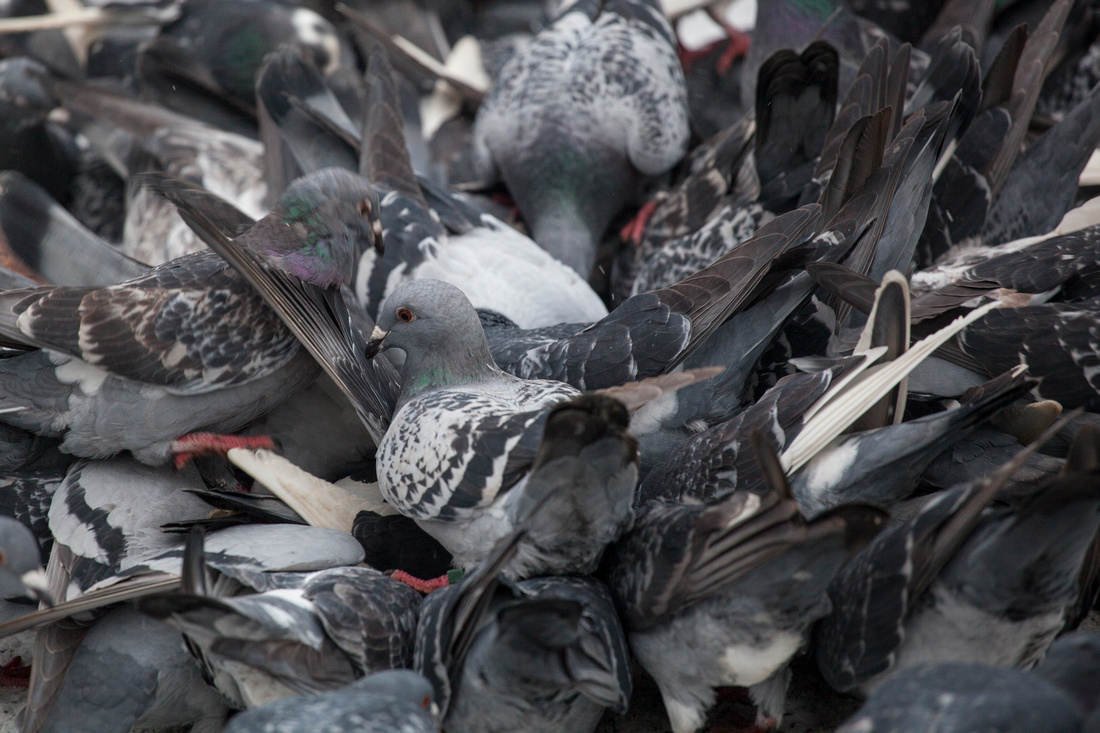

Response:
(397, 307), (414, 323)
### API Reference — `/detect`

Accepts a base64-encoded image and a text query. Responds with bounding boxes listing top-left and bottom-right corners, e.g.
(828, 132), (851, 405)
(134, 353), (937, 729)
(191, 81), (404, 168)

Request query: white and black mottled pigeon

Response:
(816, 420), (1100, 695)
(0, 516), (50, 605)
(471, 0), (689, 277)
(416, 526), (630, 733)
(618, 39), (839, 298)
(140, 528), (422, 710)
(367, 283), (646, 574)
(0, 167), (382, 466)
(837, 631), (1100, 733)
(12, 457), (368, 732)
(223, 669), (438, 733)
(603, 437), (884, 733)
(254, 41), (608, 329)
(33, 605), (230, 733)
(1, 457), (366, 640)
(365, 279), (722, 579)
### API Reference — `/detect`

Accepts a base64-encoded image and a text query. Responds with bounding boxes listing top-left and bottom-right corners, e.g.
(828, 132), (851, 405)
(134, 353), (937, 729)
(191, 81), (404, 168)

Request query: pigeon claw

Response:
(0, 656), (30, 688)
(620, 199), (659, 246)
(391, 569), (451, 594)
(171, 433), (277, 470)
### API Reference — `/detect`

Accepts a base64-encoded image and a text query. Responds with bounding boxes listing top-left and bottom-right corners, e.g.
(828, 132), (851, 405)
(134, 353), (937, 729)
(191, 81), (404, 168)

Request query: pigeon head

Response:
(367, 279), (500, 396)
(289, 8), (341, 75)
(258, 168), (383, 289)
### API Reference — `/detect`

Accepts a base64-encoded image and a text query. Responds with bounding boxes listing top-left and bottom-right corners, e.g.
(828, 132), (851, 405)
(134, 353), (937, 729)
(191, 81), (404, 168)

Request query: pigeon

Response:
(223, 669), (439, 733)
(416, 528), (631, 732)
(363, 278), (728, 579)
(0, 456), (367, 641)
(910, 211), (1100, 320)
(981, 81), (1100, 246)
(0, 171), (148, 286)
(837, 631), (1100, 733)
(603, 437), (885, 733)
(32, 605), (229, 733)
(140, 528), (422, 709)
(137, 0), (342, 135)
(47, 77), (268, 265)
(920, 425), (1065, 496)
(0, 167), (381, 466)
(254, 41), (608, 329)
(0, 517), (49, 605)
(789, 367), (1034, 518)
(618, 40), (838, 297)
(470, 0), (689, 277)
(365, 282), (641, 574)
(918, 0), (1072, 261)
(816, 419), (1100, 695)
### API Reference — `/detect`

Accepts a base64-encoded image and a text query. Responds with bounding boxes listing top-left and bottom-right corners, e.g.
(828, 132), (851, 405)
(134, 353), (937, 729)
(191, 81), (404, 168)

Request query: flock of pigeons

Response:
(0, 0), (1099, 731)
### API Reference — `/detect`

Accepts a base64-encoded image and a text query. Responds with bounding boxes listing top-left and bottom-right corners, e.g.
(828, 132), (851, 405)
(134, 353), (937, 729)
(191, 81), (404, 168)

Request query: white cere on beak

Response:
(292, 8), (341, 75)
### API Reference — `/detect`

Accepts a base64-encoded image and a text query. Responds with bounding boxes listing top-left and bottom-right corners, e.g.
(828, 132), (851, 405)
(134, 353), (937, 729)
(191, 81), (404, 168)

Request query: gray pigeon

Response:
(604, 439), (885, 733)
(0, 167), (381, 466)
(34, 606), (229, 733)
(816, 422), (1100, 695)
(837, 631), (1100, 733)
(0, 171), (148, 286)
(789, 368), (1034, 517)
(471, 0), (689, 277)
(1, 458), (366, 640)
(416, 528), (631, 733)
(223, 669), (438, 733)
(140, 529), (422, 709)
(366, 279), (649, 577)
(0, 517), (49, 604)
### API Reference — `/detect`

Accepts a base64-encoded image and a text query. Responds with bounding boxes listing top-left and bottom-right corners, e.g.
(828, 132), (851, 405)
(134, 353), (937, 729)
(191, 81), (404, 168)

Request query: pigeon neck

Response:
(399, 337), (501, 401)
(529, 208), (598, 278)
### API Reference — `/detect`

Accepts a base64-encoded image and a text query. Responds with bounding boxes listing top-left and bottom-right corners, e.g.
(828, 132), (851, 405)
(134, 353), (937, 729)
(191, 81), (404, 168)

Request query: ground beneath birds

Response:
(0, 611), (1096, 732)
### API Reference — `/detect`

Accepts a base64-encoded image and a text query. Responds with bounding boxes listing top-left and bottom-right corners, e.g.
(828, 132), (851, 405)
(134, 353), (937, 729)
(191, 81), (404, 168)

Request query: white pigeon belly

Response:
(718, 630), (803, 687)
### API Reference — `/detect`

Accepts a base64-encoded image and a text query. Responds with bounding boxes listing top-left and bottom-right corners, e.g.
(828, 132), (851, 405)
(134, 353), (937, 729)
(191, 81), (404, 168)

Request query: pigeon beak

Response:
(365, 326), (388, 359)
(20, 568), (54, 607)
(371, 220), (384, 255)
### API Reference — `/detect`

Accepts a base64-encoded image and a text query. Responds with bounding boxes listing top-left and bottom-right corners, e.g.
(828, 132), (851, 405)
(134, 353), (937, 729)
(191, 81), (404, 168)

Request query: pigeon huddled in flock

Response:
(1, 0), (1100, 731)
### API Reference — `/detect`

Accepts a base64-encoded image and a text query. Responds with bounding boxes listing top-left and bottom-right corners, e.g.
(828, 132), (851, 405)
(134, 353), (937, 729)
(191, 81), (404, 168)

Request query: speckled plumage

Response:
(472, 0), (689, 276)
(145, 566), (422, 708)
(0, 168), (381, 464)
